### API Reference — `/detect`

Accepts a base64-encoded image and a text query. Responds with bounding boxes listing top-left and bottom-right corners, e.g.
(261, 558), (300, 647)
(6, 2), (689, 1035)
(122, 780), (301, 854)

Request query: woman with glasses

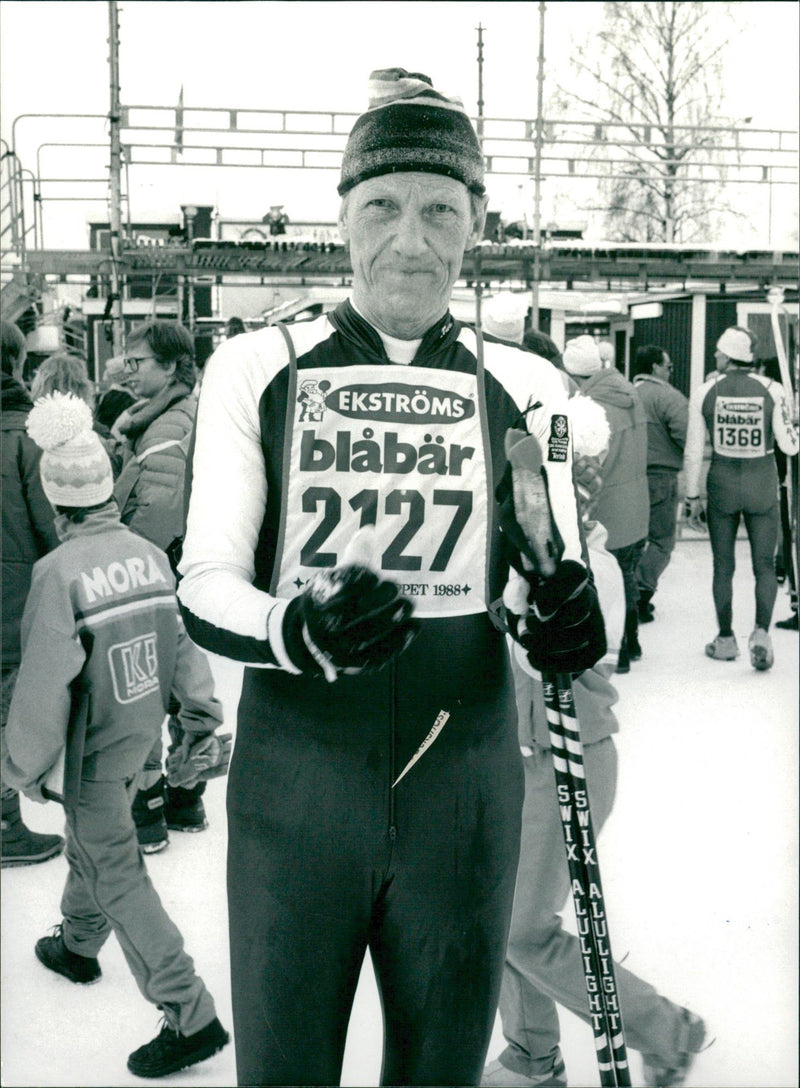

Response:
(113, 320), (204, 853)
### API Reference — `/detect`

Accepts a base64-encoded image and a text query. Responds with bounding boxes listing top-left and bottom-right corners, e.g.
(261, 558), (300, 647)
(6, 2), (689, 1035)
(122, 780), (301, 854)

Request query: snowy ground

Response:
(2, 536), (798, 1088)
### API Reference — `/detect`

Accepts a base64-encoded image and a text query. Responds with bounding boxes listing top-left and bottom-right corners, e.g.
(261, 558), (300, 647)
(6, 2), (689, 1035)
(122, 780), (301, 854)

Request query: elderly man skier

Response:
(177, 68), (604, 1087)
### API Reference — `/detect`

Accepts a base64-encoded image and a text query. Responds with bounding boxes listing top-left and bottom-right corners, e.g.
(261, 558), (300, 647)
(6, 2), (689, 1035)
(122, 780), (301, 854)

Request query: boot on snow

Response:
(705, 634), (739, 661)
(637, 588), (655, 624)
(626, 608), (642, 661)
(127, 1015), (229, 1078)
(165, 782), (208, 833)
(35, 924), (101, 984)
(132, 776), (169, 854)
(1, 794), (64, 868)
(748, 627), (774, 671)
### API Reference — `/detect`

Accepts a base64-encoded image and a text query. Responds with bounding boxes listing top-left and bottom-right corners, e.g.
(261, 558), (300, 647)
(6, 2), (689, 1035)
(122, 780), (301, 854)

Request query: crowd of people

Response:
(1, 64), (797, 1088)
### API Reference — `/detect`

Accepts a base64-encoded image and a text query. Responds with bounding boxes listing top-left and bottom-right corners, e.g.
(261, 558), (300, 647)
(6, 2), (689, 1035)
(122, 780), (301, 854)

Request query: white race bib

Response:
(712, 395), (766, 459)
(274, 364), (490, 617)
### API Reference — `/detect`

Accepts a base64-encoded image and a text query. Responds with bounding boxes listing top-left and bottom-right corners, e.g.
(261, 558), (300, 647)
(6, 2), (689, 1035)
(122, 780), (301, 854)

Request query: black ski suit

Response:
(178, 302), (585, 1086)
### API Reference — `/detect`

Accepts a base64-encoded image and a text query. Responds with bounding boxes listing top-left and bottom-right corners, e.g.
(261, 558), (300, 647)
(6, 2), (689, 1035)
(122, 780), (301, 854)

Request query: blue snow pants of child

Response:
(61, 776), (217, 1037)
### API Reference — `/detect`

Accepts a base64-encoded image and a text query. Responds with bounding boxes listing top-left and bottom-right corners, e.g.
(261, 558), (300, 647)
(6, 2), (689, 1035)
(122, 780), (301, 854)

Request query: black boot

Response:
(35, 924), (101, 984)
(626, 608), (642, 661)
(616, 635), (630, 674)
(637, 589), (655, 624)
(131, 777), (169, 854)
(165, 781), (208, 833)
(1, 794), (64, 869)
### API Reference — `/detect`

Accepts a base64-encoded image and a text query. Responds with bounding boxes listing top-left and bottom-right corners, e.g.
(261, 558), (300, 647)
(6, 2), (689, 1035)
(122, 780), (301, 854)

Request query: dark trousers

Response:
(610, 539), (646, 613)
(637, 472), (679, 596)
(227, 661), (524, 1086)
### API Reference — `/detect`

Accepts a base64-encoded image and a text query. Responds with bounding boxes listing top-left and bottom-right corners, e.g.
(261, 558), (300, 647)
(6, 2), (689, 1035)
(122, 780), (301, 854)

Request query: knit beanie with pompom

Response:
(26, 391), (113, 507)
(338, 68), (485, 197)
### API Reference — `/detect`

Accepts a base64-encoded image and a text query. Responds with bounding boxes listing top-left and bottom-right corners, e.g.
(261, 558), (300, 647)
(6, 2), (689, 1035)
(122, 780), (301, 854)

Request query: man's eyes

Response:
(364, 199), (456, 214)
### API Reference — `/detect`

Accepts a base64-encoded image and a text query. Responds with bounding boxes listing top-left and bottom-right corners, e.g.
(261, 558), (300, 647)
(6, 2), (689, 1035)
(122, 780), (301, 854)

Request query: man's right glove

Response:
(282, 564), (418, 682)
(503, 559), (606, 675)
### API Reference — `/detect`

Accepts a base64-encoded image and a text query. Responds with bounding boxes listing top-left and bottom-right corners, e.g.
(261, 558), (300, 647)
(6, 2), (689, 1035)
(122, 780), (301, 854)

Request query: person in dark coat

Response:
(1, 321), (64, 866)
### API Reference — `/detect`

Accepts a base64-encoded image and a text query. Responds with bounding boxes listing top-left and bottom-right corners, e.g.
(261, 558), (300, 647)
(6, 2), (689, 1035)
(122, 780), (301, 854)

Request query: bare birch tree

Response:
(560, 1), (740, 242)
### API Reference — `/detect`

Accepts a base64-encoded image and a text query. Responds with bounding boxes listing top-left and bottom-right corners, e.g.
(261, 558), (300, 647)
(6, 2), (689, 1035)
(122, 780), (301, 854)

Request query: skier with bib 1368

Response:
(684, 326), (798, 669)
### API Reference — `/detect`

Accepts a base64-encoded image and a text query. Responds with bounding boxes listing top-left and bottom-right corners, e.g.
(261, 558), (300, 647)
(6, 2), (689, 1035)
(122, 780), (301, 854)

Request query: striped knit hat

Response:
(26, 392), (113, 507)
(338, 68), (485, 197)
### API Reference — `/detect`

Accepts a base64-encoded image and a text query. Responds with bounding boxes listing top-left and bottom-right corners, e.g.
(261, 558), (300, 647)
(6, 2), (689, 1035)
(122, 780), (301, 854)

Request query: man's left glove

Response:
(503, 559), (606, 675)
(166, 732), (233, 789)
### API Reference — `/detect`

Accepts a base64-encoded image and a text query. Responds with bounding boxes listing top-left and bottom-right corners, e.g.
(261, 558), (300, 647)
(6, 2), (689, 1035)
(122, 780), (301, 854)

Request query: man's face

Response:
(339, 172), (486, 340)
(656, 352), (674, 382)
(123, 343), (174, 400)
(714, 348), (730, 373)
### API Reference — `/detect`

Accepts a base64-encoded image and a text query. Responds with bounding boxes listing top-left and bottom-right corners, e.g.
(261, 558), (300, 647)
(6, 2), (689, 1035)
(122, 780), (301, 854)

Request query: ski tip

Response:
(505, 427), (544, 473)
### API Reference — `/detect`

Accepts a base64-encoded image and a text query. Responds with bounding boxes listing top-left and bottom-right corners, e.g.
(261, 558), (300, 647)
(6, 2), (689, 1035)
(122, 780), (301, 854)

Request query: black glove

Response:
(283, 564), (418, 682)
(504, 559), (606, 675)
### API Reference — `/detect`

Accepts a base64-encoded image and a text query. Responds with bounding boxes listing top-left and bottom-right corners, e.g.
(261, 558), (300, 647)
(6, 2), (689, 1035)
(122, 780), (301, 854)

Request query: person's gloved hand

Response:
(503, 559), (606, 675)
(685, 496), (706, 533)
(282, 564), (418, 682)
(166, 732), (233, 789)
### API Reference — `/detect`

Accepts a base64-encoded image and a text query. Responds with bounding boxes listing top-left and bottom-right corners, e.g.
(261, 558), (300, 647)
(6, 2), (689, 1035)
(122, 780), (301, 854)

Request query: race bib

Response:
(712, 395), (766, 459)
(274, 364), (490, 617)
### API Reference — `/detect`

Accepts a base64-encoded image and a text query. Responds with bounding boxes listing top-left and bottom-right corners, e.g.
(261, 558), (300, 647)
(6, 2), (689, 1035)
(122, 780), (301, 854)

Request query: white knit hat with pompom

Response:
(26, 391), (113, 507)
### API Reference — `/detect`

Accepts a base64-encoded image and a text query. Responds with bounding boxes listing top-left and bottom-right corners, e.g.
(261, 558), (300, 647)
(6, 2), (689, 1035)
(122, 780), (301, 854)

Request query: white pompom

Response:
(569, 393), (611, 458)
(26, 392), (94, 451)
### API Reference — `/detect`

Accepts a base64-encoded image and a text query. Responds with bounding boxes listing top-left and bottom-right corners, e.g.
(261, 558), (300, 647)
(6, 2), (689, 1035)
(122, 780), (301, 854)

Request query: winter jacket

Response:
(1, 375), (59, 667)
(1, 503), (222, 798)
(633, 373), (689, 473)
(113, 382), (196, 550)
(576, 368), (649, 550)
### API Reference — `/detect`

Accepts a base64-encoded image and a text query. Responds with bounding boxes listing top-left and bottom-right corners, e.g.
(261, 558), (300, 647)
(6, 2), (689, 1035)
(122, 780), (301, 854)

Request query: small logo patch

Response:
(548, 414), (569, 462)
(108, 633), (160, 703)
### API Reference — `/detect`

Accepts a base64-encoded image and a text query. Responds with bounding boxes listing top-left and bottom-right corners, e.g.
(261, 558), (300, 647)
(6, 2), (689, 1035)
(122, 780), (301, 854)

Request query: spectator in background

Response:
(684, 326), (798, 669)
(633, 345), (689, 624)
(225, 316), (247, 339)
(29, 352), (132, 479)
(598, 340), (615, 369)
(0, 321), (64, 867)
(523, 329), (563, 368)
(482, 291), (527, 345)
(262, 204), (289, 235)
(563, 335), (649, 673)
(113, 321), (202, 852)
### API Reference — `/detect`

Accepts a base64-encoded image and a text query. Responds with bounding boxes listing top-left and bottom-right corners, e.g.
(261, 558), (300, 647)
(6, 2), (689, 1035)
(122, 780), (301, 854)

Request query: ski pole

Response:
(542, 674), (630, 1087)
(504, 427), (631, 1086)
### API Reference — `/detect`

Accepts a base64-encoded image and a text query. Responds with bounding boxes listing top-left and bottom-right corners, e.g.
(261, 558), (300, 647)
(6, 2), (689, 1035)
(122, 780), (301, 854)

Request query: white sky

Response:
(1, 1), (798, 246)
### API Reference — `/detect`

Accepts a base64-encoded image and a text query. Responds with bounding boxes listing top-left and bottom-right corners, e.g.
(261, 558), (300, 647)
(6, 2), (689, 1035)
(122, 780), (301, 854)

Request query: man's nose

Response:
(391, 208), (429, 257)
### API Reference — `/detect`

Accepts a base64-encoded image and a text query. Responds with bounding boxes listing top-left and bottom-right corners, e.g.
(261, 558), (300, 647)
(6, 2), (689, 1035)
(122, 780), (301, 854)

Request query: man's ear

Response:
(337, 197), (350, 247)
(466, 193), (489, 250)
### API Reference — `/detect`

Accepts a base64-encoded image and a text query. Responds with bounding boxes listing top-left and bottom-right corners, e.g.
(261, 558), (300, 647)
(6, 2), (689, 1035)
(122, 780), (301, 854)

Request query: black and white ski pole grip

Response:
(504, 427), (631, 1087)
